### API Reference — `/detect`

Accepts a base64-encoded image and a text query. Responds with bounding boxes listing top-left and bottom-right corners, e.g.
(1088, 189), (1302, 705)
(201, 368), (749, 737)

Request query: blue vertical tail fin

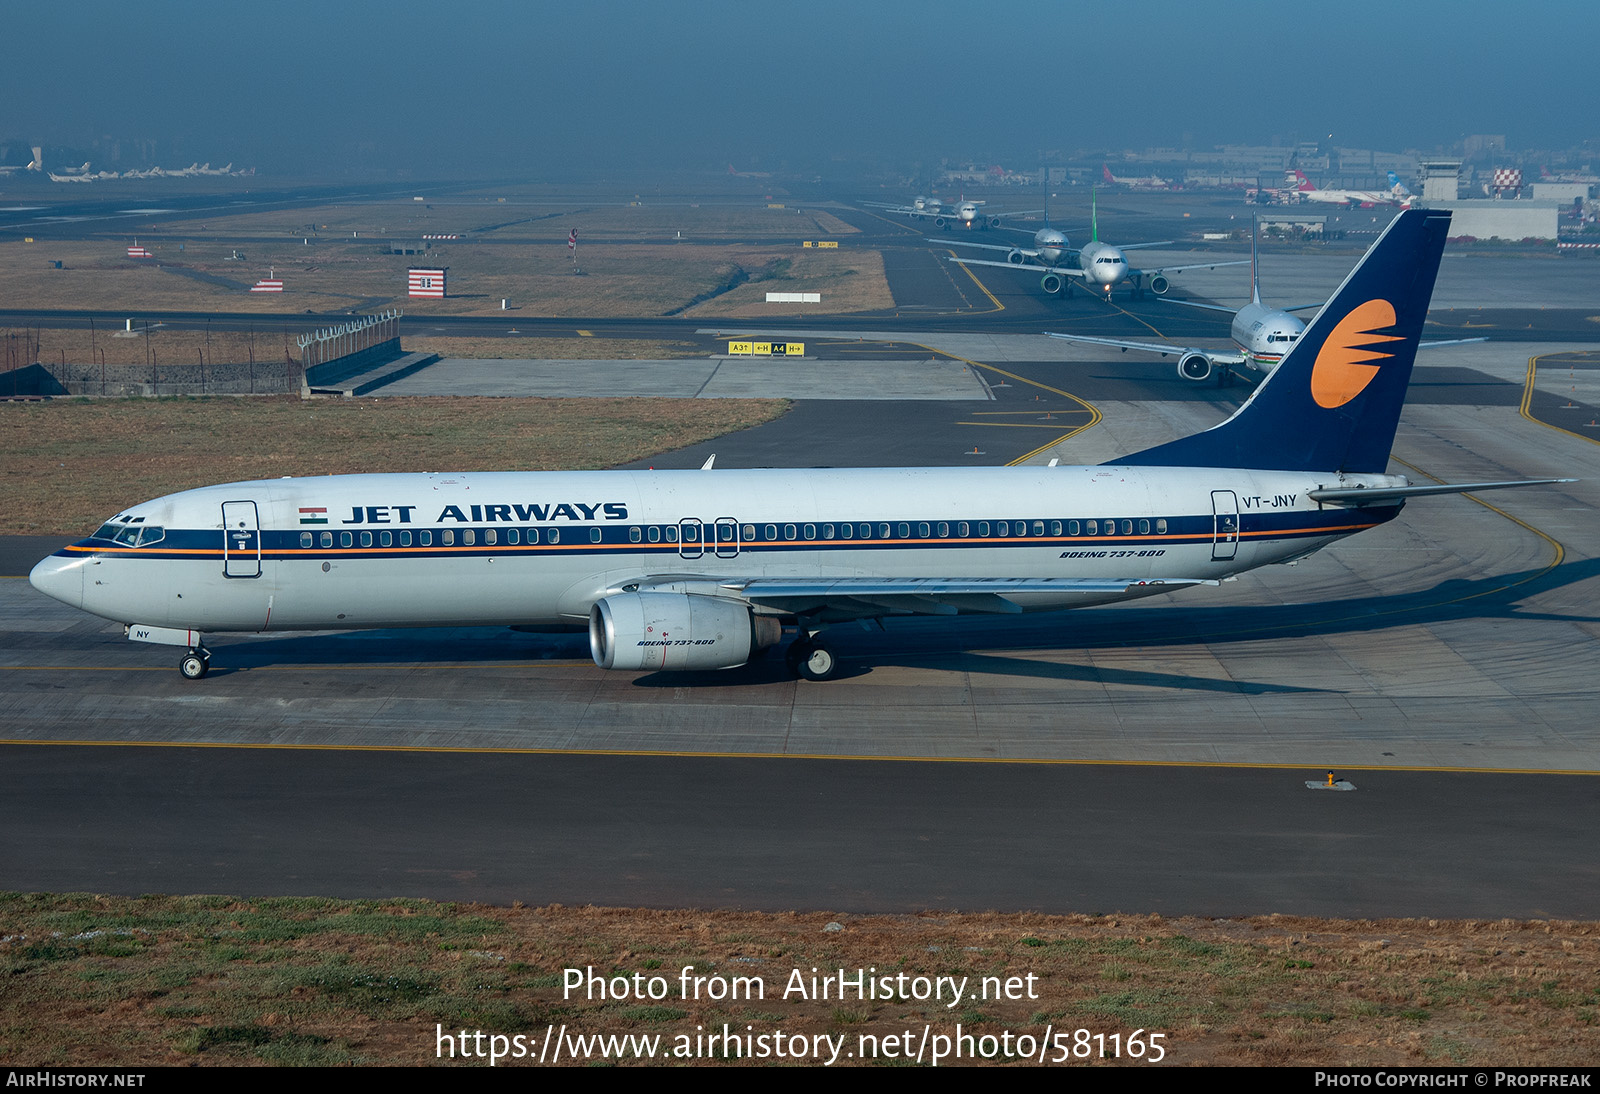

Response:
(1117, 209), (1451, 473)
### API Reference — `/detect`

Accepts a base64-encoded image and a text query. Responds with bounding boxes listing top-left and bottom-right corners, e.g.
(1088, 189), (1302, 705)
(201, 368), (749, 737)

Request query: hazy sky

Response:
(5, 1), (1594, 175)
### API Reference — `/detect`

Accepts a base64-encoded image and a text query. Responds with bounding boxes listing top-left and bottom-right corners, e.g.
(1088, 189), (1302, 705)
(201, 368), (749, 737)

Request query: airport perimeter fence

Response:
(0, 310), (404, 398)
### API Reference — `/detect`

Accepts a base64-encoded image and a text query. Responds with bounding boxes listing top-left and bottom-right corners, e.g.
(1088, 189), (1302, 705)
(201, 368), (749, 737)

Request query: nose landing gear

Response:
(179, 646), (212, 680)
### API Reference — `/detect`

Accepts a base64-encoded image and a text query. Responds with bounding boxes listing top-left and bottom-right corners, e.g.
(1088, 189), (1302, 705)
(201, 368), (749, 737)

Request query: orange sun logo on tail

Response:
(1310, 299), (1403, 408)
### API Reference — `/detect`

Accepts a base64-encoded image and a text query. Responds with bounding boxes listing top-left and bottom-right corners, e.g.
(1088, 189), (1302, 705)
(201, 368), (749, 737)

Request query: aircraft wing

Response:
(928, 237), (1040, 257)
(1044, 332), (1247, 365)
(949, 256), (1086, 279)
(1156, 298), (1237, 315)
(1127, 259), (1250, 277)
(1418, 337), (1489, 349)
(719, 576), (1216, 618)
(1116, 240), (1176, 251)
(1160, 298), (1324, 315)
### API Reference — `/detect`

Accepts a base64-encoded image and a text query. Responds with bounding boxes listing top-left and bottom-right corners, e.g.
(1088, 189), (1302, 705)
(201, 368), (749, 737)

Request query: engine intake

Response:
(1148, 273), (1171, 295)
(1178, 351), (1213, 382)
(1039, 273), (1064, 296)
(590, 592), (780, 672)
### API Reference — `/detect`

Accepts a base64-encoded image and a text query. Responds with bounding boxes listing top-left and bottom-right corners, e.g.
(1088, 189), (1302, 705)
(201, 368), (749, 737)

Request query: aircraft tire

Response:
(787, 639), (837, 681)
(180, 651), (210, 680)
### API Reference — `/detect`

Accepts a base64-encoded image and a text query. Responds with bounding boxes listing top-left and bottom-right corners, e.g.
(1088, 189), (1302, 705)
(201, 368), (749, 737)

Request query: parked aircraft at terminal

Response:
(940, 192), (1246, 300)
(1103, 164), (1174, 190)
(1290, 169), (1411, 208)
(29, 211), (1568, 682)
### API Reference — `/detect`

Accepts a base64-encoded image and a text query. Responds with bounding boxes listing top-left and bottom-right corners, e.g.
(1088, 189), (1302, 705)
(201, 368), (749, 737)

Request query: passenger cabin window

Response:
(321, 531), (334, 548)
(648, 526), (660, 543)
(340, 531), (353, 548)
(484, 529), (496, 546)
(629, 527), (642, 543)
(400, 530), (412, 547)
(1156, 519), (1167, 534)
(381, 531), (393, 547)
(506, 529), (518, 545)
(419, 530), (433, 547)
(590, 528), (601, 543)
(301, 532), (313, 548)
(441, 530), (455, 546)
(462, 529), (474, 546)
(359, 531), (372, 548)
(548, 529), (560, 544)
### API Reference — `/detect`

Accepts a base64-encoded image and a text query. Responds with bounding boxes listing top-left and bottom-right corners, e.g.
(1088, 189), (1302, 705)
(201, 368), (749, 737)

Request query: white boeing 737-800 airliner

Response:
(30, 210), (1566, 681)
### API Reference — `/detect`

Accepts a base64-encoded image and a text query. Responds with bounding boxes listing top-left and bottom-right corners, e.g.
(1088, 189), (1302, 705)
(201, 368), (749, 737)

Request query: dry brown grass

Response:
(2, 895), (1596, 1067)
(0, 235), (893, 318)
(1, 396), (786, 534)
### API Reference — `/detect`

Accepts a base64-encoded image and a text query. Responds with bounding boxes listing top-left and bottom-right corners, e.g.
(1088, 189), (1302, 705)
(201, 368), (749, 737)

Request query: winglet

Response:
(700, 455), (716, 470)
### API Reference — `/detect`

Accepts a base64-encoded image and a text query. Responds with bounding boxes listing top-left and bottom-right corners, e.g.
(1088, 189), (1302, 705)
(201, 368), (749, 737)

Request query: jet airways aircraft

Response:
(30, 210), (1567, 682)
(941, 192), (1246, 300)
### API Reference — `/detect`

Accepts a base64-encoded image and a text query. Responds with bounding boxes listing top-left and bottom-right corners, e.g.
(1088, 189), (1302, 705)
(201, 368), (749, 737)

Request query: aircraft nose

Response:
(29, 553), (83, 610)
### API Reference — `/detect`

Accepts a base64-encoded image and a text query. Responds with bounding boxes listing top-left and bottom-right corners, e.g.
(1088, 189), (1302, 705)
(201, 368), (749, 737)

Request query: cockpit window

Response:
(96, 523), (164, 547)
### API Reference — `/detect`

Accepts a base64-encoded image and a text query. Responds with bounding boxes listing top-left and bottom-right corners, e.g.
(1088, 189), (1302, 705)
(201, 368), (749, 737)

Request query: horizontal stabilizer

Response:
(1308, 479), (1574, 507)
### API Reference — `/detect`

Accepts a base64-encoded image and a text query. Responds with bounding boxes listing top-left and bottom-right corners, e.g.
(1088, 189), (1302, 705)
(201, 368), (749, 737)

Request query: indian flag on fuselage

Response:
(298, 507), (329, 525)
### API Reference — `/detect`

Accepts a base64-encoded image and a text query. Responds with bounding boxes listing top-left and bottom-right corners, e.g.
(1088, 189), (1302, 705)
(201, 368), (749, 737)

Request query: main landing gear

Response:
(785, 635), (838, 682)
(179, 645), (212, 680)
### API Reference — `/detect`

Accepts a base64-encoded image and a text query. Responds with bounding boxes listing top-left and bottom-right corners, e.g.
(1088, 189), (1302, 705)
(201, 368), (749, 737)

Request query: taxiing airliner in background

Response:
(1048, 219), (1483, 385)
(940, 191), (1246, 300)
(1045, 220), (1318, 383)
(865, 195), (1040, 230)
(30, 210), (1568, 682)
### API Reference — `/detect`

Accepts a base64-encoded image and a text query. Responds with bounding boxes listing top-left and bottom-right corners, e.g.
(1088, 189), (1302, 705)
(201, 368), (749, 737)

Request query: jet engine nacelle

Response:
(1039, 273), (1064, 295)
(1148, 274), (1171, 296)
(988, 215), (1002, 228)
(933, 216), (948, 229)
(1177, 351), (1214, 382)
(589, 592), (781, 672)
(1006, 249), (1025, 265)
